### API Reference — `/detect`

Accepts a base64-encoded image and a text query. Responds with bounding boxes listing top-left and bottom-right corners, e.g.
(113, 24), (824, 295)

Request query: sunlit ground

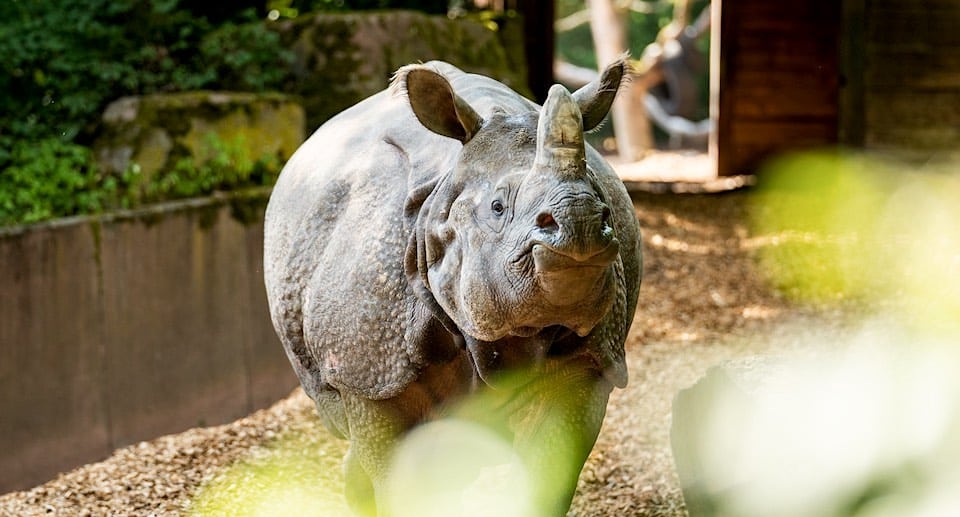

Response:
(190, 393), (573, 517)
(189, 429), (349, 517)
(183, 151), (960, 517)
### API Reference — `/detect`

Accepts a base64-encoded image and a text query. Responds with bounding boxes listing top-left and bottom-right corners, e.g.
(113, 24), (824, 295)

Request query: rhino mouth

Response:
(530, 240), (620, 273)
(494, 238), (618, 339)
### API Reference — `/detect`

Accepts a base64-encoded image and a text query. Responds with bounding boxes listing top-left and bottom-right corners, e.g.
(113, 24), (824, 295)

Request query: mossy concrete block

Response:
(274, 10), (530, 132)
(93, 91), (305, 179)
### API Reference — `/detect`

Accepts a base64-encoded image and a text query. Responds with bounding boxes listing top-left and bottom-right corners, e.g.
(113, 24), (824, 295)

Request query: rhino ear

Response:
(397, 65), (483, 143)
(572, 57), (628, 132)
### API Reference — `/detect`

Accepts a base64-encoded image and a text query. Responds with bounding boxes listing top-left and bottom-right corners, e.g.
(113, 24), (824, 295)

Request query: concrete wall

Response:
(0, 189), (297, 493)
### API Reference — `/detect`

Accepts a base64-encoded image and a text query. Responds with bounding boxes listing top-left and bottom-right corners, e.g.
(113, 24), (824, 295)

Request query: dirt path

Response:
(0, 190), (837, 516)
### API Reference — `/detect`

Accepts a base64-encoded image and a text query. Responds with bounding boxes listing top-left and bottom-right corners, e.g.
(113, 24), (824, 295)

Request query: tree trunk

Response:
(587, 0), (652, 161)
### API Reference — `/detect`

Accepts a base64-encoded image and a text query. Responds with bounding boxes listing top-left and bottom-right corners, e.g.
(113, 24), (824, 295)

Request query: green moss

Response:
(86, 91), (300, 219)
(131, 209), (165, 228)
(194, 203), (223, 231)
(301, 16), (369, 129)
(279, 10), (528, 130)
(88, 220), (103, 286)
(138, 132), (279, 205)
(149, 103), (192, 137)
(229, 190), (270, 226)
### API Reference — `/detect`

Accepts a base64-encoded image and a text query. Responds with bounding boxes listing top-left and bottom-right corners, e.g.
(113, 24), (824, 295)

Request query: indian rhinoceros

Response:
(263, 59), (641, 515)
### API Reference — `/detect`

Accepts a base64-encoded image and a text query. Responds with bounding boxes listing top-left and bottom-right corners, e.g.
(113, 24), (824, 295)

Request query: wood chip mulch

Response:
(0, 189), (847, 516)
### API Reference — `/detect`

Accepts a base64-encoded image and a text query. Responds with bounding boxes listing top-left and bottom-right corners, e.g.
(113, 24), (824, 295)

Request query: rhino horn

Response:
(534, 84), (586, 179)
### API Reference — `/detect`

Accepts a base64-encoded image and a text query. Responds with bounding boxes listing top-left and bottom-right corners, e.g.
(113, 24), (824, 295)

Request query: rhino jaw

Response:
(532, 239), (618, 330)
(526, 176), (619, 313)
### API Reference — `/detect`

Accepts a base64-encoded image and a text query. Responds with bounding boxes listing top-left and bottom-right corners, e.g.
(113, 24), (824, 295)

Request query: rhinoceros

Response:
(263, 59), (641, 515)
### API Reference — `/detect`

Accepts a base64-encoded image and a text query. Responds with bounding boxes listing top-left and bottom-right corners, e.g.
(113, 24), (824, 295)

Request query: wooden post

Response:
(517, 0), (555, 102)
(839, 0), (866, 147)
(709, 0), (723, 175)
(713, 0), (841, 176)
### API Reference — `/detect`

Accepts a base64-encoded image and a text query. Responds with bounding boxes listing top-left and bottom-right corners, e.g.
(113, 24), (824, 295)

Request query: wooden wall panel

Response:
(862, 0), (960, 151)
(716, 0), (960, 170)
(716, 0), (841, 175)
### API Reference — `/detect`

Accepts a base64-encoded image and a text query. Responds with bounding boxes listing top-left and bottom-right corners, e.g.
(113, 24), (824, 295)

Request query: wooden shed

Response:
(713, 0), (960, 175)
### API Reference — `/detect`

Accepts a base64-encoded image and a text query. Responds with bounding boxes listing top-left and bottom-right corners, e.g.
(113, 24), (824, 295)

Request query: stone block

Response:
(273, 10), (530, 131)
(93, 91), (305, 181)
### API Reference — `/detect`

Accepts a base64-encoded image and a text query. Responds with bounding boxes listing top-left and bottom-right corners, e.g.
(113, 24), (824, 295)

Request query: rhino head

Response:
(401, 62), (626, 375)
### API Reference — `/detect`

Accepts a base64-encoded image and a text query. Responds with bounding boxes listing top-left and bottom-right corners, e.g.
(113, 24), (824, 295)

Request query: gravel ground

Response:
(0, 189), (848, 516)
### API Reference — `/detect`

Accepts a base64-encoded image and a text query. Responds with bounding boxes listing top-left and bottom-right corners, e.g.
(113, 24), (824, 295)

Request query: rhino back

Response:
(264, 86), (465, 399)
(426, 61), (538, 115)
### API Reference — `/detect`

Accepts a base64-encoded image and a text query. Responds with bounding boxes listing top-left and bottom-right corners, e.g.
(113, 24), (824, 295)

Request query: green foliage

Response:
(0, 0), (293, 144)
(751, 152), (960, 334)
(199, 16), (294, 92)
(268, 0), (449, 17)
(0, 0), (294, 225)
(0, 133), (280, 226)
(1, 0), (128, 145)
(0, 139), (131, 226)
(555, 0), (688, 70)
(143, 133), (282, 203)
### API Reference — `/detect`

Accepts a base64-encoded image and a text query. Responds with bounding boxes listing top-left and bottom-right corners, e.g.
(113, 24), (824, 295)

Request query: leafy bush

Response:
(199, 19), (293, 92)
(0, 139), (132, 226)
(0, 0), (294, 225)
(268, 0), (450, 16)
(143, 133), (282, 203)
(1, 0), (456, 226)
(0, 134), (281, 226)
(1, 0), (129, 146)
(0, 1), (292, 144)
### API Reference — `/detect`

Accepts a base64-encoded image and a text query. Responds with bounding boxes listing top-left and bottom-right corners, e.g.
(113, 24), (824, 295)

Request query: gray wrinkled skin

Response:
(264, 60), (641, 516)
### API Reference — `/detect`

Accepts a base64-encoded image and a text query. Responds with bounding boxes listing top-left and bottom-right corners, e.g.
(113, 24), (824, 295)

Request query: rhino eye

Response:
(491, 199), (505, 216)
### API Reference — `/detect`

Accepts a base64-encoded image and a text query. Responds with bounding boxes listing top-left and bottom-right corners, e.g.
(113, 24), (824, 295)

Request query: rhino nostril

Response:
(536, 212), (559, 232)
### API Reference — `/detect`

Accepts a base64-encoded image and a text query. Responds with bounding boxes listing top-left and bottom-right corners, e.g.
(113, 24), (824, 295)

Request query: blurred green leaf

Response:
(751, 151), (960, 333)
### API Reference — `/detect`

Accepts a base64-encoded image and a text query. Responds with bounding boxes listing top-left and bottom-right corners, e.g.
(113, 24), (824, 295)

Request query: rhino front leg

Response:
(340, 394), (409, 516)
(455, 359), (613, 516)
(341, 380), (450, 516)
(338, 347), (476, 515)
(514, 365), (612, 516)
(343, 447), (376, 516)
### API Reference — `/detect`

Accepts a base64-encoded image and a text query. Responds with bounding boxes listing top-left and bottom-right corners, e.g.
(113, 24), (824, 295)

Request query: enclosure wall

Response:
(0, 190), (297, 493)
